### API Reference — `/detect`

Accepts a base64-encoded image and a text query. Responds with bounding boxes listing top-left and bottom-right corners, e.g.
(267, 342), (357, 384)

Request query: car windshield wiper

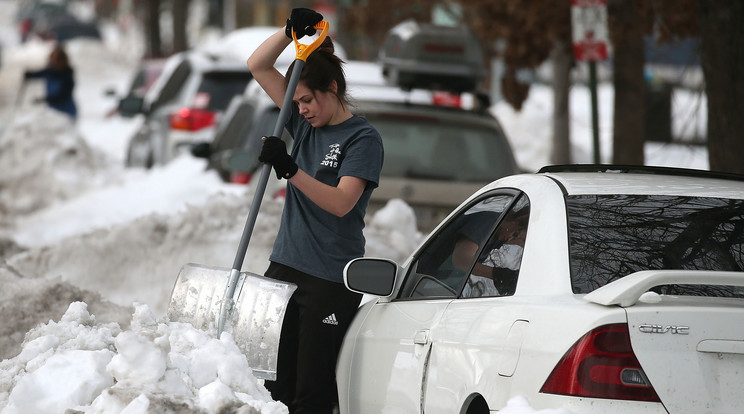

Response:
(405, 167), (456, 181)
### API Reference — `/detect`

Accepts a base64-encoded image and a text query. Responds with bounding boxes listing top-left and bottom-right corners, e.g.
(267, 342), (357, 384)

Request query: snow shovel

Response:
(167, 21), (330, 381)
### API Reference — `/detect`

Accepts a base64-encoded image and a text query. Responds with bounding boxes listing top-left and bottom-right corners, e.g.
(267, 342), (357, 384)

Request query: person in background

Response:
(24, 44), (78, 120)
(246, 8), (384, 414)
(454, 205), (529, 297)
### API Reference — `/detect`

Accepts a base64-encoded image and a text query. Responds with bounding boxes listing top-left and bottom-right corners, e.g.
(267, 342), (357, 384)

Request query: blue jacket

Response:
(24, 67), (78, 119)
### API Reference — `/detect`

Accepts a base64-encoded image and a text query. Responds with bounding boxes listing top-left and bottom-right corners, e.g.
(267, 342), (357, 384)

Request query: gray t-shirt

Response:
(269, 104), (384, 283)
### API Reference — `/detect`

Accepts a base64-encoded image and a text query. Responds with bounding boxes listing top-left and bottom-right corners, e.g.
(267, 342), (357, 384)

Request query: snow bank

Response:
(0, 302), (287, 413)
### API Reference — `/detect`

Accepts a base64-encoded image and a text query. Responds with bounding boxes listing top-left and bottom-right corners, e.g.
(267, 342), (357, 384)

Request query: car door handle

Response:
(414, 329), (430, 345)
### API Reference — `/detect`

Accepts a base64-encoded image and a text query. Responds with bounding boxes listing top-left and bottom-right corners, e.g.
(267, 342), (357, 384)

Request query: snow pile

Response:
(0, 107), (112, 216)
(0, 302), (287, 413)
(365, 199), (424, 263)
(0, 261), (131, 361)
(7, 188), (281, 316)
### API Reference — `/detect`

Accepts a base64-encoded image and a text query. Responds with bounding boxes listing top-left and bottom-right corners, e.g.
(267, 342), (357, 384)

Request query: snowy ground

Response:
(0, 1), (708, 412)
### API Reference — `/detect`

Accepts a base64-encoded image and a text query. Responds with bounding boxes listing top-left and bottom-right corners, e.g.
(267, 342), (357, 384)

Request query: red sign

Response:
(571, 0), (609, 61)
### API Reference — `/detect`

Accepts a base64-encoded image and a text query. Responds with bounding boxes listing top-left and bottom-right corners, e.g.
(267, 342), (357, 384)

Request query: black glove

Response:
(259, 136), (298, 179)
(285, 8), (323, 39)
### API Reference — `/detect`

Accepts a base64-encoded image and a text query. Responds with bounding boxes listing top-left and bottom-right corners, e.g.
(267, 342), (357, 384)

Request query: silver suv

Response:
(121, 50), (253, 168)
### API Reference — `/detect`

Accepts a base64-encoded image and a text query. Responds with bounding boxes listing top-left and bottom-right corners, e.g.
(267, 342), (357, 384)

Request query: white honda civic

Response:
(338, 165), (744, 414)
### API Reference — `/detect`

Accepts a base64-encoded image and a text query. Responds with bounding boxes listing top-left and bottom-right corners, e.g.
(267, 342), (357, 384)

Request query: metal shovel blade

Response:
(167, 263), (297, 380)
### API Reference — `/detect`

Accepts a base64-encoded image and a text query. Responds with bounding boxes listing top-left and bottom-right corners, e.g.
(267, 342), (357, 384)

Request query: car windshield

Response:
(364, 113), (516, 182)
(567, 194), (744, 297)
(196, 72), (253, 111)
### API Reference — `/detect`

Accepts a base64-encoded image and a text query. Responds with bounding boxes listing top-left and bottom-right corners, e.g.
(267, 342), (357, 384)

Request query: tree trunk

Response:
(608, 0), (645, 165)
(172, 0), (191, 53)
(144, 0), (162, 58)
(699, 0), (744, 174)
(551, 40), (572, 164)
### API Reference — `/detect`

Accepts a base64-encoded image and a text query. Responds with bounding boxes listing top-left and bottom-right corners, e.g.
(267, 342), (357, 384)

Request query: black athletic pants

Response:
(264, 261), (362, 414)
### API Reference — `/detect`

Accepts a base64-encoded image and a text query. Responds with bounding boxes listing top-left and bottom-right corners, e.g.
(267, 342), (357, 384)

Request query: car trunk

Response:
(584, 269), (744, 414)
(625, 297), (744, 413)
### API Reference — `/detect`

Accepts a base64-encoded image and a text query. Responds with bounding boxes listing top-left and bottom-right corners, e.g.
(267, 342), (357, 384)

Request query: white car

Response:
(123, 50), (253, 168)
(339, 165), (744, 414)
(123, 27), (337, 169)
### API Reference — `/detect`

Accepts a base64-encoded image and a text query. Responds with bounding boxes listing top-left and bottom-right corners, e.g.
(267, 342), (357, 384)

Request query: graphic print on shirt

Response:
(320, 143), (341, 169)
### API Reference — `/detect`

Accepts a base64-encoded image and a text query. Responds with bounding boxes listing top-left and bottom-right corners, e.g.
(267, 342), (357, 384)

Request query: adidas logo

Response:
(322, 313), (339, 325)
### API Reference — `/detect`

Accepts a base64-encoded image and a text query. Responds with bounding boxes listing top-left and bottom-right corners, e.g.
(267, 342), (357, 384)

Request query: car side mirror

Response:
(344, 257), (398, 297)
(190, 142), (211, 158)
(117, 95), (144, 118)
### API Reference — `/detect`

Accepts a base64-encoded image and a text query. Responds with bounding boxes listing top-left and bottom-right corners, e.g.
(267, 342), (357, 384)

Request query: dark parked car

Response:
(191, 81), (292, 184)
(16, 0), (100, 42)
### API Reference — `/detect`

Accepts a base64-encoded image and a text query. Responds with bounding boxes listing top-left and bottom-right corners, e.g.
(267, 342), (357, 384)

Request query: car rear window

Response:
(196, 72), (253, 111)
(566, 194), (744, 297)
(364, 113), (517, 182)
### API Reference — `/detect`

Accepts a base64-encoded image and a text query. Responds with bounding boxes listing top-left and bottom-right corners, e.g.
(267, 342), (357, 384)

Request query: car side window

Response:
(399, 194), (515, 299)
(150, 60), (191, 112)
(461, 195), (530, 298)
(215, 102), (255, 152)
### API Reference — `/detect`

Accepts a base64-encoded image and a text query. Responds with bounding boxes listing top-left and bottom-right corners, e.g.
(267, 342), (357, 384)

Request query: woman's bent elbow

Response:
(331, 207), (353, 218)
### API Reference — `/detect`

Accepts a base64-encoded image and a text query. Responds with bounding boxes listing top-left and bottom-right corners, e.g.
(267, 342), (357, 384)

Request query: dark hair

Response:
(49, 44), (70, 70)
(285, 37), (348, 108)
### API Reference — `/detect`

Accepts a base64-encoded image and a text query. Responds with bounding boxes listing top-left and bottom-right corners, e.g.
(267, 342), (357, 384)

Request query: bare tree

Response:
(172, 0), (191, 53)
(607, 0), (650, 165)
(136, 0), (163, 58)
(551, 40), (572, 164)
(698, 1), (744, 174)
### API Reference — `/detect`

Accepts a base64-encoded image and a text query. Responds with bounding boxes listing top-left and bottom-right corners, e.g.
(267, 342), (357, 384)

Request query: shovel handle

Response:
(292, 21), (329, 62)
(226, 23), (328, 277)
(217, 23), (331, 336)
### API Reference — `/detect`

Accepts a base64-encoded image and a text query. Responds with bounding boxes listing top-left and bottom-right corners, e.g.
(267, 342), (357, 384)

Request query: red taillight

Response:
(540, 323), (661, 402)
(432, 91), (462, 108)
(229, 171), (252, 184)
(170, 108), (216, 131)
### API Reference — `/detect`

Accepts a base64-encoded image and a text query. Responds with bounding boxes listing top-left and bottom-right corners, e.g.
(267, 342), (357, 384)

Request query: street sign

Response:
(571, 0), (609, 62)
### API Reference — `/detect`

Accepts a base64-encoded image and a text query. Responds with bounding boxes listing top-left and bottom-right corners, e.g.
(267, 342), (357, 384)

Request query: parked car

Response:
(121, 50), (254, 168)
(122, 27), (318, 169)
(195, 60), (519, 230)
(355, 85), (518, 230)
(193, 22), (518, 230)
(105, 58), (167, 118)
(15, 0), (69, 42)
(190, 81), (292, 183)
(16, 0), (99, 42)
(339, 165), (744, 414)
